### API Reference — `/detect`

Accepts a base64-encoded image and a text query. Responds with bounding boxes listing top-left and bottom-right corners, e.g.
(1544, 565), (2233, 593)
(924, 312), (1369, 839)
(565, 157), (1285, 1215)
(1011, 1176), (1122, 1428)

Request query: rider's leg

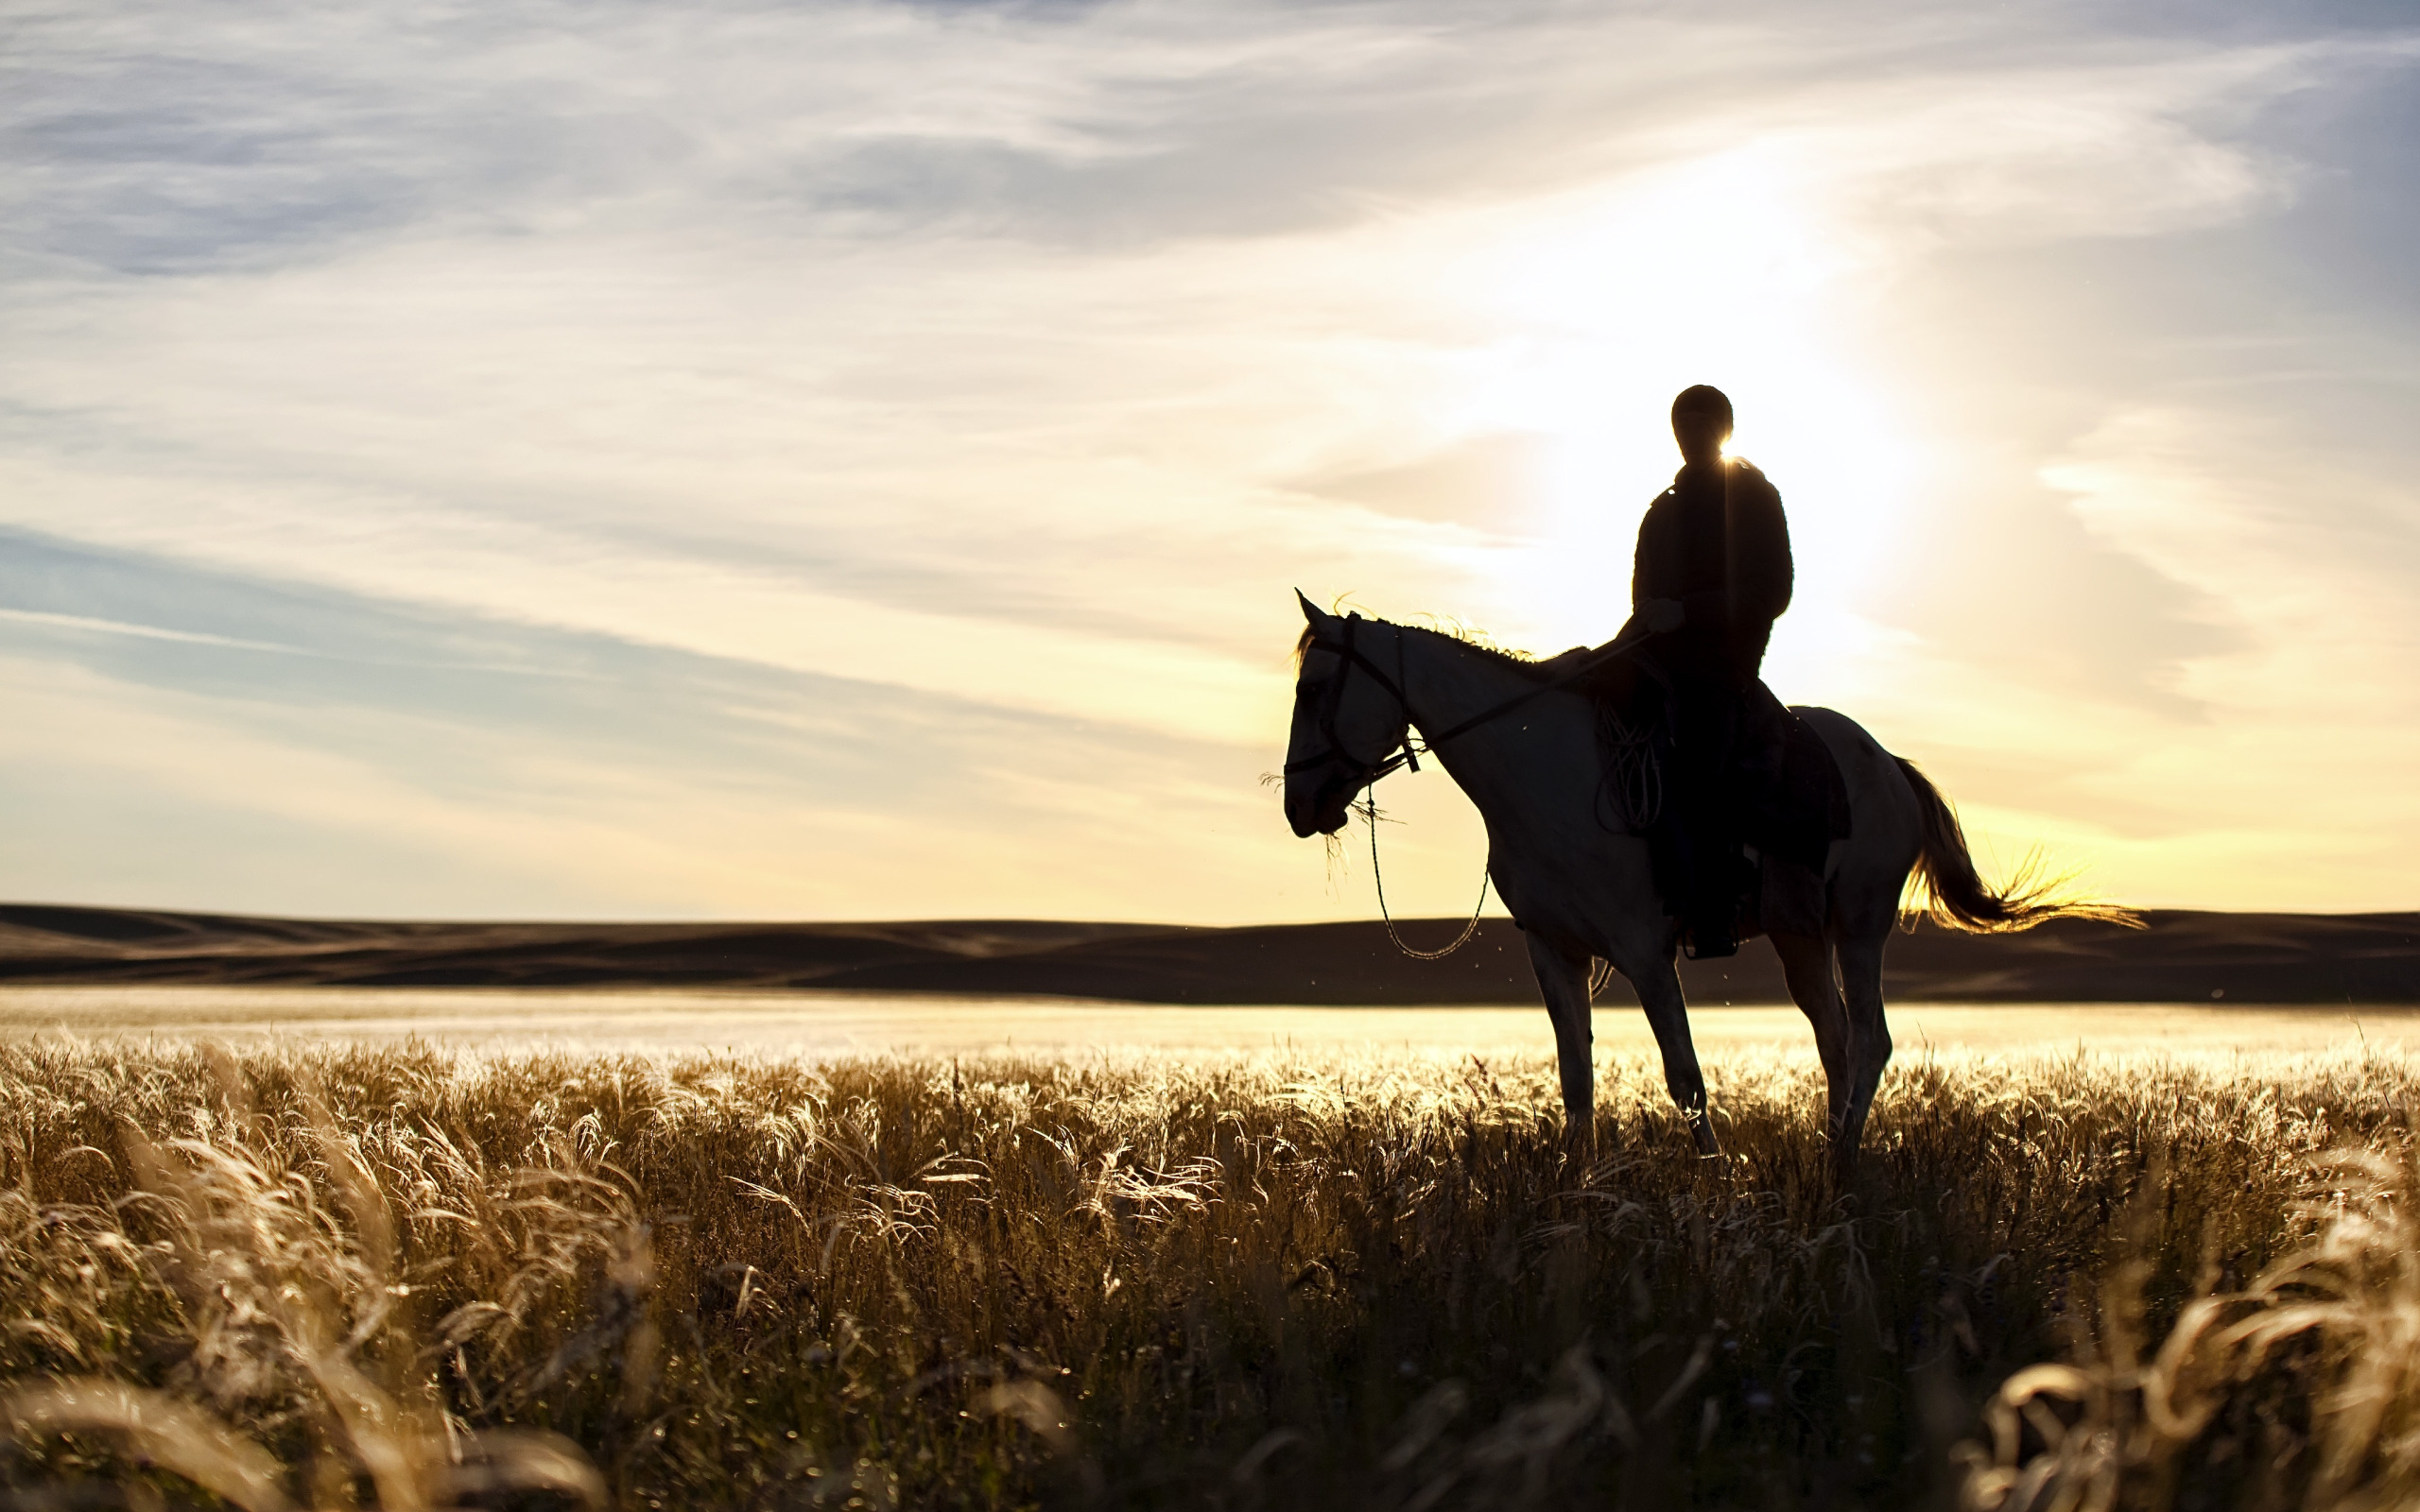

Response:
(1668, 677), (1745, 957)
(1525, 933), (1598, 1151)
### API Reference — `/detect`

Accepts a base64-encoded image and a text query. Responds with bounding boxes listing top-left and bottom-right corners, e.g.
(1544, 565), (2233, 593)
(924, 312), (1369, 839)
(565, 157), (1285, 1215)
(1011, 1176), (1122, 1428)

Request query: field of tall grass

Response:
(0, 1035), (2415, 1510)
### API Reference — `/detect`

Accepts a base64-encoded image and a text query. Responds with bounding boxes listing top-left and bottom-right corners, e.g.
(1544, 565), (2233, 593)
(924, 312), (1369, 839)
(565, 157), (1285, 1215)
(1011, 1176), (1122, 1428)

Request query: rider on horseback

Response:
(1621, 384), (1793, 960)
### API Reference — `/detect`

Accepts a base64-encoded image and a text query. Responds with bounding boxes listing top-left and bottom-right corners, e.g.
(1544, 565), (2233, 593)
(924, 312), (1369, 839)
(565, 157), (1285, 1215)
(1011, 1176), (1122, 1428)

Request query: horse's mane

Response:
(1429, 625), (1547, 677)
(1294, 616), (1550, 680)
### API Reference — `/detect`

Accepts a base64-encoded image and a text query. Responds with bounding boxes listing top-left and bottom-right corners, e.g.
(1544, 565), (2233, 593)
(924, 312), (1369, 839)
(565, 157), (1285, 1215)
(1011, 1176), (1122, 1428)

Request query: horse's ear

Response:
(1295, 588), (1323, 624)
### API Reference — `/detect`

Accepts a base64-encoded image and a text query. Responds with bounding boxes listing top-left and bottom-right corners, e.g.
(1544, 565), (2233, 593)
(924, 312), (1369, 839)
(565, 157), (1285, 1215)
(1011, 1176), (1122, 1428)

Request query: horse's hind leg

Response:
(1525, 934), (1598, 1152)
(1837, 932), (1894, 1157)
(1772, 930), (1853, 1176)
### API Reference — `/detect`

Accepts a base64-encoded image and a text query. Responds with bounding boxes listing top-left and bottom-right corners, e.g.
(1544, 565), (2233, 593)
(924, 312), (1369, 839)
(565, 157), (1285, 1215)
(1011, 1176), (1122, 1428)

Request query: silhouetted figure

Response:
(1619, 385), (1792, 959)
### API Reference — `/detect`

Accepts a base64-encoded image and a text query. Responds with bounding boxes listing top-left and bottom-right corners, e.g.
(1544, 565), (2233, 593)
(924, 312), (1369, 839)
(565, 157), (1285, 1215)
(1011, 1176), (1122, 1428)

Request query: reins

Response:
(1283, 615), (1651, 782)
(1289, 614), (1654, 959)
(1357, 788), (1491, 960)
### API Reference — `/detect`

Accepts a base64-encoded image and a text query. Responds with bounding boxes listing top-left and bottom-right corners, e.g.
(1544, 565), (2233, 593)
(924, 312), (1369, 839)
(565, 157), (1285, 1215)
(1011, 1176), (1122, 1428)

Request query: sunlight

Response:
(12, 0), (2411, 921)
(1414, 144), (1920, 688)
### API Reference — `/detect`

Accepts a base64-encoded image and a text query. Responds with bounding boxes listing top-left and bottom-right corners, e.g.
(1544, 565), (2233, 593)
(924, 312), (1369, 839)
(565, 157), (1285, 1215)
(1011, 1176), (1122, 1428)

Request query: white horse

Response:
(1281, 595), (2109, 1175)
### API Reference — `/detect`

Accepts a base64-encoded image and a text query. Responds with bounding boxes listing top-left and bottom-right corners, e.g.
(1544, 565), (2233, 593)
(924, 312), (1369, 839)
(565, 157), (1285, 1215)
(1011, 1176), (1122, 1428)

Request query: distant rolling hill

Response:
(3, 903), (2416, 1005)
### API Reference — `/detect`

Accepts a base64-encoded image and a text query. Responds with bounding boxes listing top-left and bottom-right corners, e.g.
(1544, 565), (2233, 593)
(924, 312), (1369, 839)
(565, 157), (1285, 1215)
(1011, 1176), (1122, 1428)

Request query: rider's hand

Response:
(1643, 597), (1685, 633)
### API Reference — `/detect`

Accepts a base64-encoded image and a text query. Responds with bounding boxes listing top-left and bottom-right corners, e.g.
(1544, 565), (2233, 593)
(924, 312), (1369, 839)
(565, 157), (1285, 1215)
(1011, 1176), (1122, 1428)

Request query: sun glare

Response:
(1409, 144), (1916, 684)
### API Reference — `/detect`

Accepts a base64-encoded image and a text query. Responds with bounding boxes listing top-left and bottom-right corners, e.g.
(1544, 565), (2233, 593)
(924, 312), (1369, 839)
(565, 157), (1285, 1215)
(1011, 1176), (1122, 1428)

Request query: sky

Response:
(2, 0), (2416, 923)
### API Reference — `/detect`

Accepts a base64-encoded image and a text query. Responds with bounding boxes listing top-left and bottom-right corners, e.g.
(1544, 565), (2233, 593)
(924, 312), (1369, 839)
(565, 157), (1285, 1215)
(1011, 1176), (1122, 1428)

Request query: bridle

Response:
(1284, 611), (1653, 790)
(1283, 611), (1653, 961)
(1282, 612), (1426, 788)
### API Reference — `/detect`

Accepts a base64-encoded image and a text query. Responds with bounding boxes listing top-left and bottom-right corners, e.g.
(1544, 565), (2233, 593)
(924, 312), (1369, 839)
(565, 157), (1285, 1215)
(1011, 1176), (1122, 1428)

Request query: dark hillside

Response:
(4, 903), (2415, 1005)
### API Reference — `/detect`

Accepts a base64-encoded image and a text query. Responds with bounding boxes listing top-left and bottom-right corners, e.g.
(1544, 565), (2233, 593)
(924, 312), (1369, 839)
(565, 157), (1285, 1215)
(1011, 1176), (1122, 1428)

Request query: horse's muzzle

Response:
(1286, 770), (1355, 838)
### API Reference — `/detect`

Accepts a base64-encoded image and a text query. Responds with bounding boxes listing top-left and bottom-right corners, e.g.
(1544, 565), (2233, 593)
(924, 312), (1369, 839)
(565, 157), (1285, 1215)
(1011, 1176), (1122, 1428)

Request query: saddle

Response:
(1566, 647), (1851, 939)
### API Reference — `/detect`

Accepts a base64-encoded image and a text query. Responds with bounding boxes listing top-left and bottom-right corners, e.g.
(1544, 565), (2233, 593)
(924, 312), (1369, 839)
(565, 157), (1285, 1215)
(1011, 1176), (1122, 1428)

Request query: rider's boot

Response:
(1679, 839), (1749, 960)
(1683, 903), (1738, 960)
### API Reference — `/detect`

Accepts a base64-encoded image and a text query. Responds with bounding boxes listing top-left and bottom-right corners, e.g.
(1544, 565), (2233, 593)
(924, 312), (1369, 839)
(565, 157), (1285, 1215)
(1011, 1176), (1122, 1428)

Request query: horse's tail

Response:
(1893, 757), (2143, 933)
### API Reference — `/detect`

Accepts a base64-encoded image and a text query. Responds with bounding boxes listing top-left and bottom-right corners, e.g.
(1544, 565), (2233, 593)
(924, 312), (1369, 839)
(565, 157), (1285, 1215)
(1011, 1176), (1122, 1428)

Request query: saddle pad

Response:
(1737, 687), (1852, 872)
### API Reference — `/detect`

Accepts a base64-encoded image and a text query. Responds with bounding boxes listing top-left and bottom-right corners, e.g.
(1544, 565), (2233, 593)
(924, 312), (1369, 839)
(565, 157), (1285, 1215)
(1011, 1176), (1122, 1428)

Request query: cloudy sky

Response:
(3, 0), (2415, 922)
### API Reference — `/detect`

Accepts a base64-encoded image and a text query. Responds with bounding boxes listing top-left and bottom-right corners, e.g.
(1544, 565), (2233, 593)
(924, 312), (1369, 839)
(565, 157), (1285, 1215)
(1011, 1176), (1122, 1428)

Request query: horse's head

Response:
(1283, 593), (1412, 838)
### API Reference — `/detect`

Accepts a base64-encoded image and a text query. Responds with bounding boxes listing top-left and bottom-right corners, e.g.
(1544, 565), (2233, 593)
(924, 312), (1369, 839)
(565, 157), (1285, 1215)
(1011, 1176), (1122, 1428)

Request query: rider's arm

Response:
(1734, 475), (1793, 623)
(1630, 501), (1664, 613)
(1632, 496), (1685, 631)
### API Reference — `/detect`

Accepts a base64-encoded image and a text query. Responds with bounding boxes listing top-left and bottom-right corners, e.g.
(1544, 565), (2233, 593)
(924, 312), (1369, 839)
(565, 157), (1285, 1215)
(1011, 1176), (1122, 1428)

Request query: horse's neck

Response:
(1399, 627), (1585, 815)
(1399, 627), (1534, 727)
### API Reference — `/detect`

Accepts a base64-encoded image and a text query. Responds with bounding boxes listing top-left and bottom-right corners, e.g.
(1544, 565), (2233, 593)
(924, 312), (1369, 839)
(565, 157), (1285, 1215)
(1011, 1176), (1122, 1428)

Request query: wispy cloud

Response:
(2, 0), (2415, 915)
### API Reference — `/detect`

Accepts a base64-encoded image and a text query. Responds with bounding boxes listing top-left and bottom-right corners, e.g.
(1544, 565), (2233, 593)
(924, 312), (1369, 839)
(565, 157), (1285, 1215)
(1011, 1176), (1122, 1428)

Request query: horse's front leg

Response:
(1524, 934), (1598, 1153)
(1621, 953), (1720, 1158)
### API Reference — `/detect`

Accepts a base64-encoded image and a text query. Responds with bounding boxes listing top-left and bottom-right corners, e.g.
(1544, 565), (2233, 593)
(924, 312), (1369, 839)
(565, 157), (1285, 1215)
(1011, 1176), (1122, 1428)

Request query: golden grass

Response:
(0, 1038), (2414, 1509)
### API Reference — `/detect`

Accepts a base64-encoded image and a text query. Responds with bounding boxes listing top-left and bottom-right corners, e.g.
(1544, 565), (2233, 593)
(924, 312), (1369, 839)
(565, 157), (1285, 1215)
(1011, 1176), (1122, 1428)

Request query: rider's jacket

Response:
(1629, 457), (1792, 688)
